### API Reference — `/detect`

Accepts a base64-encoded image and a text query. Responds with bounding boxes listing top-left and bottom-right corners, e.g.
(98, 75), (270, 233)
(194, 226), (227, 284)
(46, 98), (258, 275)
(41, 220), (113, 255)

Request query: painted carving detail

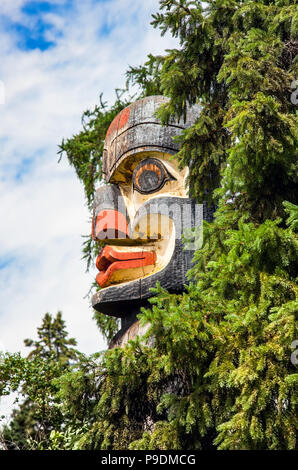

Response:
(91, 96), (205, 321)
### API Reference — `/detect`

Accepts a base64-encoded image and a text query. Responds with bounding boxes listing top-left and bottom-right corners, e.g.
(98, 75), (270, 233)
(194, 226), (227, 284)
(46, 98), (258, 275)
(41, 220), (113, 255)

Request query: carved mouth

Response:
(96, 245), (156, 288)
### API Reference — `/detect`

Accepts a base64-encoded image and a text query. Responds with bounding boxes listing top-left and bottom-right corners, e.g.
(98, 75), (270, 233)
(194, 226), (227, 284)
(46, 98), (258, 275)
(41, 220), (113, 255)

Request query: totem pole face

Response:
(92, 96), (201, 317)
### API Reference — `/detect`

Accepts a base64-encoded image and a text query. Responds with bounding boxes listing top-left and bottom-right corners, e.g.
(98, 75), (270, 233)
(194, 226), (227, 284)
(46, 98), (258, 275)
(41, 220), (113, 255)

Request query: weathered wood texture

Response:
(91, 95), (214, 343)
(92, 197), (202, 316)
(103, 95), (200, 182)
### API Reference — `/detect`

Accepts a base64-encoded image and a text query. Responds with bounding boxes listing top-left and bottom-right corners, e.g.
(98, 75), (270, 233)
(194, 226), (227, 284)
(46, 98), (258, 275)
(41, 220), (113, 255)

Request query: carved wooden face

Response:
(91, 96), (201, 317)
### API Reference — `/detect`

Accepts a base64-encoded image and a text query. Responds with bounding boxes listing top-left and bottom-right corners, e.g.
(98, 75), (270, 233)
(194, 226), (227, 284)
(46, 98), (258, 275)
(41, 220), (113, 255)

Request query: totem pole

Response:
(91, 96), (211, 347)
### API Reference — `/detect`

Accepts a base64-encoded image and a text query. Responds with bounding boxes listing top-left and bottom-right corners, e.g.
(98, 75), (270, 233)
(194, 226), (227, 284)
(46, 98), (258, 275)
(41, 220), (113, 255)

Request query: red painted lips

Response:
(96, 245), (156, 288)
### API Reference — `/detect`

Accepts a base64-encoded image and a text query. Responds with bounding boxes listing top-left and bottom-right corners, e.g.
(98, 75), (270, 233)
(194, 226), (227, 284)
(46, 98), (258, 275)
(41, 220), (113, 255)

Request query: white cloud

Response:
(0, 0), (177, 420)
(0, 1), (25, 19)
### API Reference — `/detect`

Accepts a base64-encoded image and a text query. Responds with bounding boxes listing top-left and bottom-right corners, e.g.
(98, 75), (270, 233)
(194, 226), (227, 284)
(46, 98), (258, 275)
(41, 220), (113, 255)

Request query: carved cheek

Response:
(131, 213), (172, 241)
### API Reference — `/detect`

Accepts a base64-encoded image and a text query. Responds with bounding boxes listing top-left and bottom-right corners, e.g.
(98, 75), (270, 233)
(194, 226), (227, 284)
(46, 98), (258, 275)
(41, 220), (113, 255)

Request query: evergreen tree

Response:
(54, 0), (297, 450)
(0, 312), (80, 449)
(24, 312), (78, 364)
(1, 0), (297, 451)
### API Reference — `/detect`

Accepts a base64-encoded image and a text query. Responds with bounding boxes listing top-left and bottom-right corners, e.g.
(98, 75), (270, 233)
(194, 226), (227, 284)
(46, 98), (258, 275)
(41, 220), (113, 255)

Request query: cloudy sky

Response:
(0, 0), (176, 417)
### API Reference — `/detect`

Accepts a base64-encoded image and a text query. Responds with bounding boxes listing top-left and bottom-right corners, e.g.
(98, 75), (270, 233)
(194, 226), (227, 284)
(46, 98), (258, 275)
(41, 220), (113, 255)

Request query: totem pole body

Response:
(91, 96), (205, 345)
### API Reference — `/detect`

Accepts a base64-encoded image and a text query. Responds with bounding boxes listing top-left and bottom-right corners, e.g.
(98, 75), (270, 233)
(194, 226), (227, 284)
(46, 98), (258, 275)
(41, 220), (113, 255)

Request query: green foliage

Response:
(49, 0), (296, 450)
(2, 0), (297, 451)
(42, 216), (297, 450)
(57, 0), (298, 338)
(0, 313), (81, 449)
(24, 311), (78, 363)
(284, 201), (298, 231)
(93, 310), (120, 344)
(152, 0), (298, 219)
(126, 54), (164, 97)
(58, 91), (131, 208)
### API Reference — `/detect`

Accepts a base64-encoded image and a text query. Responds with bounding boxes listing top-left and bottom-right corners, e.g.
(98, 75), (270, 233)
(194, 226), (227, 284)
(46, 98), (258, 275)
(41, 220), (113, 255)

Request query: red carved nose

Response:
(93, 209), (129, 240)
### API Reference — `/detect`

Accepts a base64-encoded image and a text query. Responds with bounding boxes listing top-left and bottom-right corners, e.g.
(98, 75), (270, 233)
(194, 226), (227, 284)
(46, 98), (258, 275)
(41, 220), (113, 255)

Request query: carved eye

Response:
(133, 158), (175, 194)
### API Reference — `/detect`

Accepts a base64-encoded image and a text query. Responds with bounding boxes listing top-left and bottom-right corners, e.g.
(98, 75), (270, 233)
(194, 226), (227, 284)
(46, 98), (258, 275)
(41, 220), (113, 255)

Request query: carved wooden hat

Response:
(103, 95), (199, 182)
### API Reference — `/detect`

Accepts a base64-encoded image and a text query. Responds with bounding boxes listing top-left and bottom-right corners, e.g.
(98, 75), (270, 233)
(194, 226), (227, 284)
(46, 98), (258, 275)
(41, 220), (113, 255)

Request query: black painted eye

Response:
(133, 158), (175, 194)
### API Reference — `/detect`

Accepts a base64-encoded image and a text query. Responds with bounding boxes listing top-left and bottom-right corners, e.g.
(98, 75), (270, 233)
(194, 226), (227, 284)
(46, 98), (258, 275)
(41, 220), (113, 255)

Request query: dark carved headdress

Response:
(103, 95), (200, 182)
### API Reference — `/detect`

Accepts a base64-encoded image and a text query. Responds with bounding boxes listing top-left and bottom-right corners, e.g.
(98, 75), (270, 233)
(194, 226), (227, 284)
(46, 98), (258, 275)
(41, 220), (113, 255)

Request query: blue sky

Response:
(1, 1), (62, 50)
(0, 0), (176, 419)
(0, 0), (118, 52)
